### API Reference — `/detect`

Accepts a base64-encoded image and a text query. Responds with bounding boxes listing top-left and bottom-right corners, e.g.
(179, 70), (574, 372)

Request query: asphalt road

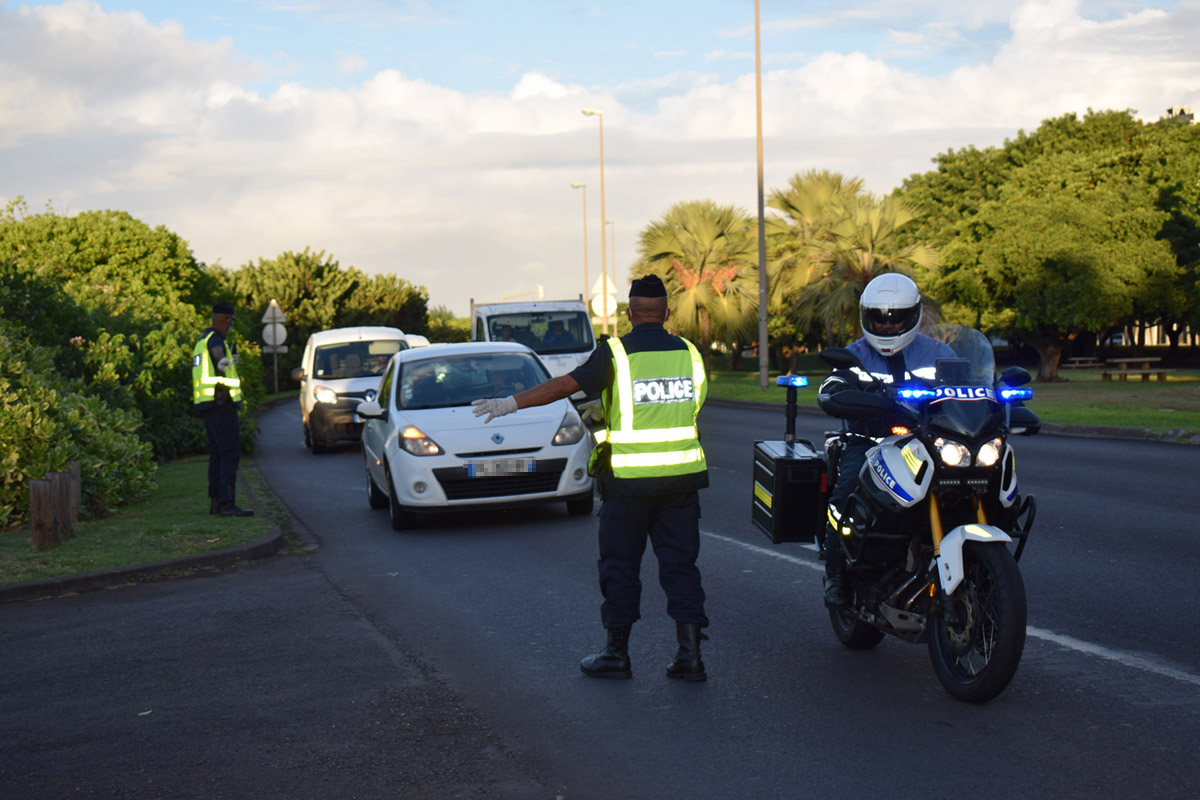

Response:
(3, 401), (1199, 799)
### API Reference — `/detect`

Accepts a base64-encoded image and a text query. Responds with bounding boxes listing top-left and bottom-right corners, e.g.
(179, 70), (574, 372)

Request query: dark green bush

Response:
(0, 326), (156, 528)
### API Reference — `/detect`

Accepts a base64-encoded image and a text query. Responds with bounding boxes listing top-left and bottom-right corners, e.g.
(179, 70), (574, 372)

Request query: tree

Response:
(425, 305), (470, 342)
(216, 247), (430, 383)
(632, 201), (759, 373)
(904, 110), (1191, 379)
(938, 149), (1178, 380)
(0, 200), (219, 458)
(790, 194), (939, 346)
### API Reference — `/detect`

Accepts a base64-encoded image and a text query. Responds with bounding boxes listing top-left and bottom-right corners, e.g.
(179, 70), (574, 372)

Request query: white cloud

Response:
(2, 0), (1199, 315)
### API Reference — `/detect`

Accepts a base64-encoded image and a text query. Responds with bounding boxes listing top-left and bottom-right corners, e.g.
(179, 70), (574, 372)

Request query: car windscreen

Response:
(487, 311), (594, 355)
(397, 352), (550, 410)
(314, 339), (407, 379)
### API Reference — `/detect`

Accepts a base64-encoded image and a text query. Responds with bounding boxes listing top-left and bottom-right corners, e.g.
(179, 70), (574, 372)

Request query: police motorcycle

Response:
(819, 324), (1040, 703)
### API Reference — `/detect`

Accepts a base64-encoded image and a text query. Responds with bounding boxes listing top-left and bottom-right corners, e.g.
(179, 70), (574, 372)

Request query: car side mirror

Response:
(291, 367), (306, 382)
(819, 346), (863, 371)
(356, 400), (385, 420)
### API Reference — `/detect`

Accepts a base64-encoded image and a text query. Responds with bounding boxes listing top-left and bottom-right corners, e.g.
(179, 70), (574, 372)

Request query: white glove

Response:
(471, 396), (518, 423)
(217, 357), (232, 373)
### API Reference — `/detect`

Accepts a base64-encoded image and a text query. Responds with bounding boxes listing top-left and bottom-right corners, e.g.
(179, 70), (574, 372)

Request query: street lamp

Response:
(581, 107), (608, 335)
(570, 183), (588, 307)
(606, 219), (616, 331)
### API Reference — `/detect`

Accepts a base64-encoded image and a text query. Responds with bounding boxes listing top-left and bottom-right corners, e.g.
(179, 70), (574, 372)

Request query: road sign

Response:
(261, 299), (287, 324)
(590, 294), (618, 317)
(263, 322), (287, 346)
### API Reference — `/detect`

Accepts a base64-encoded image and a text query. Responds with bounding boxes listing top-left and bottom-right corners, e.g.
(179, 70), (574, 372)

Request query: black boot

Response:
(218, 503), (255, 517)
(666, 622), (707, 682)
(823, 563), (849, 608)
(580, 625), (632, 679)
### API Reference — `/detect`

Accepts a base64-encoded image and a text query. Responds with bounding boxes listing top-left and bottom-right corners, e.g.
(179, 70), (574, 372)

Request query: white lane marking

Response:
(1026, 627), (1200, 687)
(701, 528), (1200, 687)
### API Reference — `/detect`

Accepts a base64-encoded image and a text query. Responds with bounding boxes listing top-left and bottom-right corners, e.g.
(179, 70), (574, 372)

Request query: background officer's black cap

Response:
(212, 301), (235, 315)
(629, 274), (667, 298)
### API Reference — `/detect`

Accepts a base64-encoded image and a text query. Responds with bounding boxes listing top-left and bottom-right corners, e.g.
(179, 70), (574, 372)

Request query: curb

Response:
(0, 528), (284, 604)
(705, 397), (1200, 445)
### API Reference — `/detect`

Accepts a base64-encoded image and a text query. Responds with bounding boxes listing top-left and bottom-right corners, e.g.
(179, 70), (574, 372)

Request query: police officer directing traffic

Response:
(471, 274), (711, 682)
(192, 301), (254, 517)
(817, 273), (951, 606)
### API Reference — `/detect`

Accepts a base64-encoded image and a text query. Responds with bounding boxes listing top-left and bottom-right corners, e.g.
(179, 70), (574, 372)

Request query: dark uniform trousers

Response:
(203, 403), (241, 507)
(824, 440), (871, 570)
(597, 488), (708, 629)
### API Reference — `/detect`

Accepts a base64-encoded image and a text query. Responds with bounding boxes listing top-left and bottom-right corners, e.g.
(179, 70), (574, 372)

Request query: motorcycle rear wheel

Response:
(829, 607), (885, 650)
(928, 542), (1027, 703)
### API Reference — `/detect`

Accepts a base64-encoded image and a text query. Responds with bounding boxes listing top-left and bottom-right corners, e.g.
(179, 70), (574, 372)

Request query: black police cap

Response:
(212, 301), (235, 316)
(629, 274), (667, 298)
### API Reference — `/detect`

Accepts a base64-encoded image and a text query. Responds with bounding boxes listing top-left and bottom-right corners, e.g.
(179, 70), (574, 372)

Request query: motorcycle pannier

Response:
(752, 440), (827, 544)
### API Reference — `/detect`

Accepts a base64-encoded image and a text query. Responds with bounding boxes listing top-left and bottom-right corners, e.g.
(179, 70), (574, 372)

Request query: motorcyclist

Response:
(817, 273), (955, 607)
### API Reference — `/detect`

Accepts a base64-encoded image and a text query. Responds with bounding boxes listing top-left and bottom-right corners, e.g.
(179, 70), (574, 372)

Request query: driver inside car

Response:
(817, 273), (955, 608)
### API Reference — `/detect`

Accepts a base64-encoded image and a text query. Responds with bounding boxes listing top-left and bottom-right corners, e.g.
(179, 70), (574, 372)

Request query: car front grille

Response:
(433, 458), (567, 500)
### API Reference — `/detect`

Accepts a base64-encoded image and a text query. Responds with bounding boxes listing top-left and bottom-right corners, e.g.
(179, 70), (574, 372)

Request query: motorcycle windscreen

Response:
(928, 398), (1003, 439)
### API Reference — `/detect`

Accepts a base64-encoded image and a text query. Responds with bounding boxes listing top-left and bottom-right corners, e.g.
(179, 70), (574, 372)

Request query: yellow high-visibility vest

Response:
(593, 336), (706, 480)
(192, 331), (243, 410)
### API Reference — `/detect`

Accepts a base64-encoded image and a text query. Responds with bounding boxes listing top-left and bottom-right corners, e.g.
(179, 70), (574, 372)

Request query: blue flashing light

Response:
(999, 387), (1034, 402)
(898, 387), (937, 401)
(776, 375), (809, 388)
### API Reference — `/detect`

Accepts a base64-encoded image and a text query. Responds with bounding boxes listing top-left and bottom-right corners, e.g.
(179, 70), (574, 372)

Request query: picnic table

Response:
(1062, 356), (1103, 369)
(1101, 357), (1174, 382)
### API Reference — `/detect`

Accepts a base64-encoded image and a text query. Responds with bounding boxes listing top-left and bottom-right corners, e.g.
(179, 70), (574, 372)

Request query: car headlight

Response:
(934, 437), (971, 468)
(400, 425), (444, 456)
(553, 408), (585, 446)
(313, 386), (338, 404)
(975, 437), (1003, 467)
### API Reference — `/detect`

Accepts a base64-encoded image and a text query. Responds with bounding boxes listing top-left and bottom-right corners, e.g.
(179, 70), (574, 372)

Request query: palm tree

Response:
(633, 200), (759, 373)
(794, 194), (941, 344)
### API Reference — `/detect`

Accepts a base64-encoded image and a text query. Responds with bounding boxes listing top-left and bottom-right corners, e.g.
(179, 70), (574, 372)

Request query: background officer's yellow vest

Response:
(596, 337), (706, 480)
(192, 331), (243, 410)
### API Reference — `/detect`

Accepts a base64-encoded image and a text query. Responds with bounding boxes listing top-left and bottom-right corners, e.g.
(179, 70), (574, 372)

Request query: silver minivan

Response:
(290, 326), (409, 453)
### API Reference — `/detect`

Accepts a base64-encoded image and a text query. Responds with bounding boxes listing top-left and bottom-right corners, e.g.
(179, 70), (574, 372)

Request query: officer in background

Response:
(471, 274), (710, 682)
(817, 273), (952, 606)
(192, 301), (254, 517)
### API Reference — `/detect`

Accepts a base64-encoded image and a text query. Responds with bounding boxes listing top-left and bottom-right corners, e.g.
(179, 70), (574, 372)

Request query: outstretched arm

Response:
(472, 375), (583, 423)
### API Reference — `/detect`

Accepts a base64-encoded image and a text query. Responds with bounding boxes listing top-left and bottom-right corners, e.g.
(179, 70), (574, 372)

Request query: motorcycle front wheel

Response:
(928, 542), (1027, 703)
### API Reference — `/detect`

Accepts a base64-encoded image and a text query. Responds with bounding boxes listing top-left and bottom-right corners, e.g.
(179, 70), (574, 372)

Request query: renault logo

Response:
(492, 433), (504, 444)
(365, 389), (377, 403)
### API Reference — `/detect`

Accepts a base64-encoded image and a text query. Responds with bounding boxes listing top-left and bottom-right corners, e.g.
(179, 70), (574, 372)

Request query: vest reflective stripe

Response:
(192, 331), (243, 406)
(611, 448), (705, 468)
(603, 337), (706, 480)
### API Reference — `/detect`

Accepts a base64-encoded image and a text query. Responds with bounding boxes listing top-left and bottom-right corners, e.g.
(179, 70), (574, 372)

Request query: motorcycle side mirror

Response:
(998, 366), (1031, 388)
(819, 346), (863, 371)
(1009, 405), (1041, 435)
(823, 389), (893, 420)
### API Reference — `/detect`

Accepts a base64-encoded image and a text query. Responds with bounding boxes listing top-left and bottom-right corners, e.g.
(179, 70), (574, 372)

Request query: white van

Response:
(470, 299), (596, 380)
(291, 326), (409, 453)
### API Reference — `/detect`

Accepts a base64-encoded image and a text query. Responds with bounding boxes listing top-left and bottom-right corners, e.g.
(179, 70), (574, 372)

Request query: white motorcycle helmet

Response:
(860, 273), (922, 356)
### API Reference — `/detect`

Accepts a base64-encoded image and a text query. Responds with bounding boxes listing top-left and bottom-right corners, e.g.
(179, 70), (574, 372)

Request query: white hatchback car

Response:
(356, 342), (594, 530)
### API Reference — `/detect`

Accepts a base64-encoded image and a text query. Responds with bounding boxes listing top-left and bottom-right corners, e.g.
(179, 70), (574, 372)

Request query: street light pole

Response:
(582, 108), (608, 335)
(754, 0), (770, 389)
(607, 219), (616, 332)
(571, 183), (588, 306)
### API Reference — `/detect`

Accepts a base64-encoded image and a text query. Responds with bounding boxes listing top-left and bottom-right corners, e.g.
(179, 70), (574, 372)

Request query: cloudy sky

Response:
(2, 1), (1197, 317)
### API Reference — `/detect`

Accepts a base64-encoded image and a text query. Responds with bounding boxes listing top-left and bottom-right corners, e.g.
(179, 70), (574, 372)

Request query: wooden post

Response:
(30, 479), (60, 550)
(46, 471), (74, 540)
(69, 461), (82, 522)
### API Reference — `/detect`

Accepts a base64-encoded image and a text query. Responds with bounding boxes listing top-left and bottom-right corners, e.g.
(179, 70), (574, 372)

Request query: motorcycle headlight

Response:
(313, 386), (338, 404)
(553, 408), (585, 446)
(934, 437), (971, 468)
(400, 425), (443, 456)
(975, 437), (1003, 467)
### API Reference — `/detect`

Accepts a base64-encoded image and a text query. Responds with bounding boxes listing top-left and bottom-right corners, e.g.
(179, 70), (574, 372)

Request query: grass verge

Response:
(707, 369), (1200, 436)
(0, 456), (274, 587)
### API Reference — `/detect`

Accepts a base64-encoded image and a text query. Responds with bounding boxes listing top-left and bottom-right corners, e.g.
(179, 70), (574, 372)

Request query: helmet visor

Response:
(861, 304), (920, 338)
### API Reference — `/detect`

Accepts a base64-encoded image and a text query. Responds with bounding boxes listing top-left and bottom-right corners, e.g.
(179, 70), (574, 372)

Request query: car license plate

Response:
(466, 458), (534, 477)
